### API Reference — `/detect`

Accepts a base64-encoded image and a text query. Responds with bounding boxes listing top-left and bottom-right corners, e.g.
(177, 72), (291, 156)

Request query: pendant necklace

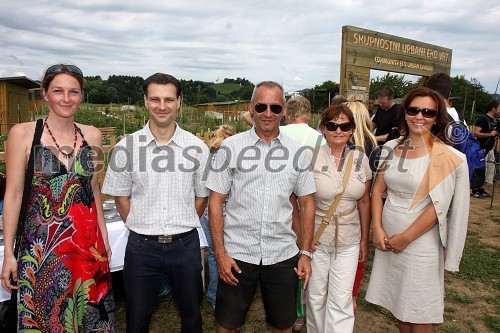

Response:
(44, 119), (78, 159)
(405, 139), (427, 150)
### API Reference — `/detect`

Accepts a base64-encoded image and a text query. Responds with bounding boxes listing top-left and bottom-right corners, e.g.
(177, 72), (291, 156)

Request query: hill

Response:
(210, 83), (242, 95)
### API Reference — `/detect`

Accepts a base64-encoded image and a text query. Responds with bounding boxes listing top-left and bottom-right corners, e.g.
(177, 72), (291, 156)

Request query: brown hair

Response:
(41, 63), (84, 91)
(397, 87), (450, 144)
(319, 104), (356, 133)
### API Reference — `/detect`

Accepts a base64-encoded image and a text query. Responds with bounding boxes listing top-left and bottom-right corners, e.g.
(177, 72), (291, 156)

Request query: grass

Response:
(454, 236), (500, 285)
(210, 83), (242, 96)
(484, 315), (500, 332)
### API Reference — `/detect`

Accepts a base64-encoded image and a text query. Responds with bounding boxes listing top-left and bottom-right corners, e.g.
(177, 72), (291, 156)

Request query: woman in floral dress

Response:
(1, 63), (116, 332)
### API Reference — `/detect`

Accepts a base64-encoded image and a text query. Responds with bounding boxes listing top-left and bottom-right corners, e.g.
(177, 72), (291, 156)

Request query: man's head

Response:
(377, 86), (395, 110)
(143, 73), (182, 129)
(486, 99), (500, 116)
(425, 73), (452, 101)
(251, 81), (285, 140)
(284, 95), (311, 124)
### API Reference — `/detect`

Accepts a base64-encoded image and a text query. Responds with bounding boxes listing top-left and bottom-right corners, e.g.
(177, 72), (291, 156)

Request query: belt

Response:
(132, 229), (196, 244)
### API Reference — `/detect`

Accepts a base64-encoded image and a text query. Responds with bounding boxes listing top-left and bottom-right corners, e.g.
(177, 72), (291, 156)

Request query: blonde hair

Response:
(208, 125), (236, 153)
(346, 94), (377, 152)
(285, 95), (311, 121)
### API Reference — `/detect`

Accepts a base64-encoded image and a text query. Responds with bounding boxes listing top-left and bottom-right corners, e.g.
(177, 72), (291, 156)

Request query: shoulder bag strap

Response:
(312, 151), (354, 245)
(13, 118), (44, 259)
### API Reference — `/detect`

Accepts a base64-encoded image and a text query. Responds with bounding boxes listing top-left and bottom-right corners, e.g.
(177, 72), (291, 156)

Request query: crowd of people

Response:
(2, 62), (498, 333)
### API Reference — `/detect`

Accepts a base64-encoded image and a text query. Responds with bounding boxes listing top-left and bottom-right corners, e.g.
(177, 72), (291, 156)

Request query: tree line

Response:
(82, 73), (495, 122)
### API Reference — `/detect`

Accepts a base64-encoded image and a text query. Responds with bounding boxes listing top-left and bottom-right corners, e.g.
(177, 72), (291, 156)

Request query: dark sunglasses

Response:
(254, 103), (283, 114)
(325, 122), (352, 132)
(405, 106), (437, 118)
(45, 64), (83, 77)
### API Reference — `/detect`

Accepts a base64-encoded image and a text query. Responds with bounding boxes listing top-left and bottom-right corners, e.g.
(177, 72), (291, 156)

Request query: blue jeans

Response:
(200, 213), (218, 306)
(123, 230), (203, 333)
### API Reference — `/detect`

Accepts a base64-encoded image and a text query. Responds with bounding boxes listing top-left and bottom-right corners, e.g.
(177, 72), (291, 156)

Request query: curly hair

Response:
(208, 125), (236, 153)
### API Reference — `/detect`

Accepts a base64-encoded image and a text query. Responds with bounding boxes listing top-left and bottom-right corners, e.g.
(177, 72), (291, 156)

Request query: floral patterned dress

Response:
(16, 129), (116, 333)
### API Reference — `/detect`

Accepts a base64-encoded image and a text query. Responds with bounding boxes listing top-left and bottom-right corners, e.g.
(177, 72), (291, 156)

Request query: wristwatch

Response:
(299, 250), (313, 259)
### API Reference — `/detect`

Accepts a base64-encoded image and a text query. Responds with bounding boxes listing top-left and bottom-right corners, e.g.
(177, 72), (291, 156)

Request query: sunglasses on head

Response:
(405, 106), (437, 118)
(45, 64), (83, 77)
(254, 103), (283, 114)
(325, 121), (352, 132)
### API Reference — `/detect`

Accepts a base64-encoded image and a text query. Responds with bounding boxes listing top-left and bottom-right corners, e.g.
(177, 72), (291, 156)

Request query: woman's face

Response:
(404, 96), (437, 136)
(43, 73), (82, 118)
(323, 113), (353, 148)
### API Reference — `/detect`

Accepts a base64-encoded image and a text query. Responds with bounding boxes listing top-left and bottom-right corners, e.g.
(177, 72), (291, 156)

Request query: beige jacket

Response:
(378, 139), (469, 272)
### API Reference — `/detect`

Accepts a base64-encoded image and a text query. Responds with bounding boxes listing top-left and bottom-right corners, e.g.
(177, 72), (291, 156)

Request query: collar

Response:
(248, 126), (284, 146)
(138, 121), (186, 148)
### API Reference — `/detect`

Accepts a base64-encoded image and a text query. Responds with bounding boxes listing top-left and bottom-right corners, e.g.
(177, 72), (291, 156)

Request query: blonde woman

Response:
(202, 125), (236, 307)
(346, 94), (378, 159)
(344, 94), (378, 313)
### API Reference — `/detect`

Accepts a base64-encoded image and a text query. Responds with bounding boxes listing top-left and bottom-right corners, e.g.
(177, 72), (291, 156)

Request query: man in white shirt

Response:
(102, 73), (209, 333)
(206, 81), (316, 333)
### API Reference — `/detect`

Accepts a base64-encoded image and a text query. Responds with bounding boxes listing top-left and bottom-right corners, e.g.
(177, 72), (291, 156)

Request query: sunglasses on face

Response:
(45, 64), (83, 77)
(254, 103), (283, 114)
(325, 121), (352, 132)
(405, 106), (437, 118)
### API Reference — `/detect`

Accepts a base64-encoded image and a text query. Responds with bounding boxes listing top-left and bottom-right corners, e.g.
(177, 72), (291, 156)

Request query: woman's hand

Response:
(359, 239), (369, 262)
(372, 227), (389, 252)
(1, 254), (18, 293)
(384, 233), (410, 254)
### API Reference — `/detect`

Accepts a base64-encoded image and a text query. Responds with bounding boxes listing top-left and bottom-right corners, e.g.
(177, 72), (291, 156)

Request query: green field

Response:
(209, 83), (242, 95)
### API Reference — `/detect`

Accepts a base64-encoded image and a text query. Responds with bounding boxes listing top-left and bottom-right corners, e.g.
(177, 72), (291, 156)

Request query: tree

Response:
(369, 73), (415, 98)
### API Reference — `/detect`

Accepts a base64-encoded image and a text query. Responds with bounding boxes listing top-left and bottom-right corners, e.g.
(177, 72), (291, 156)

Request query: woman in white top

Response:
(366, 87), (469, 332)
(306, 104), (371, 333)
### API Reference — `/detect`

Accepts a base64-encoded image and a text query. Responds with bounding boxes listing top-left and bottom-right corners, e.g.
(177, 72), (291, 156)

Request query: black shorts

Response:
(214, 256), (299, 329)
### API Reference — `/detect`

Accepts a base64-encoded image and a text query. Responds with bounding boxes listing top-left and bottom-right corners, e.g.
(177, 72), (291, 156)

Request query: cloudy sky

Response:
(1, 0), (499, 93)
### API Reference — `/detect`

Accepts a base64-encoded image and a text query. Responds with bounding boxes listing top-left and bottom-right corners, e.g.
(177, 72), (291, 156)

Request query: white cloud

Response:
(0, 0), (498, 93)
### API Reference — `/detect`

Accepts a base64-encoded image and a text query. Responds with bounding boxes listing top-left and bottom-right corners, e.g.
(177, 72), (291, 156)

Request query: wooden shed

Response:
(196, 100), (251, 121)
(0, 76), (41, 134)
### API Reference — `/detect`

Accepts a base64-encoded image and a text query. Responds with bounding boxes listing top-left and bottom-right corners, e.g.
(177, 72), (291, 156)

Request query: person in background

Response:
(372, 86), (399, 145)
(424, 72), (466, 125)
(307, 103), (371, 332)
(331, 94), (348, 106)
(345, 94), (378, 313)
(207, 81), (316, 333)
(366, 87), (469, 333)
(102, 73), (209, 333)
(473, 100), (499, 197)
(1, 63), (116, 332)
(368, 94), (377, 117)
(201, 124), (236, 308)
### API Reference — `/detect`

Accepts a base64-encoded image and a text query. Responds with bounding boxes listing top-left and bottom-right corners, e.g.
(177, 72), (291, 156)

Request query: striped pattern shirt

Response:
(206, 127), (316, 265)
(102, 122), (210, 235)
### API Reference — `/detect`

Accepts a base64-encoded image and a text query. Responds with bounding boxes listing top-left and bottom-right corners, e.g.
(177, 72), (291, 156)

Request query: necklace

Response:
(44, 119), (78, 159)
(405, 139), (428, 150)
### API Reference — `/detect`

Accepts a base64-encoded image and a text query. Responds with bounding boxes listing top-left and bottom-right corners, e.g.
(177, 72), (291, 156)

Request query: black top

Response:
(373, 103), (399, 145)
(475, 114), (495, 152)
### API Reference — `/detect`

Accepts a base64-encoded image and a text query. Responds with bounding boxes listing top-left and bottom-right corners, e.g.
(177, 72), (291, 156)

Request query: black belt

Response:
(132, 229), (196, 244)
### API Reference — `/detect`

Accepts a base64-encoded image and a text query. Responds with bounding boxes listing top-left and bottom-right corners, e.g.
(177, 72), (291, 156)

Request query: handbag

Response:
(312, 151), (355, 248)
(3, 119), (43, 332)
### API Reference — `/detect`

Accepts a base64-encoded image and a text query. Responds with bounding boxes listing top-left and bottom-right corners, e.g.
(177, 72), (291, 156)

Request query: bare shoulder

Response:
(8, 121), (37, 144)
(76, 123), (102, 146)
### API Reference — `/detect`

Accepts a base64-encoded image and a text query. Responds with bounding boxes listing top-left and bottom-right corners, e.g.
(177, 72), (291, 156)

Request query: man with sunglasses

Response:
(372, 86), (399, 145)
(206, 81), (316, 333)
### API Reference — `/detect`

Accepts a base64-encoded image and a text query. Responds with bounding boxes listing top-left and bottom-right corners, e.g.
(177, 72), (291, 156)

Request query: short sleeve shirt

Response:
(206, 127), (316, 265)
(475, 114), (495, 152)
(102, 122), (210, 235)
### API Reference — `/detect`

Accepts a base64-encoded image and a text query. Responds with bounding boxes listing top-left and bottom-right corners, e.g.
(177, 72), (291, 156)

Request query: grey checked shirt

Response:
(102, 122), (210, 235)
(206, 127), (316, 265)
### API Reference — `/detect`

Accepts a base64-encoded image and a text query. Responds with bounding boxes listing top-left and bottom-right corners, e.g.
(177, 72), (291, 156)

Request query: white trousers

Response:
(306, 243), (359, 333)
(485, 149), (495, 184)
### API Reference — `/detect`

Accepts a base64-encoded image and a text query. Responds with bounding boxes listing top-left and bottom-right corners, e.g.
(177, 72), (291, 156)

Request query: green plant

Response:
(484, 315), (500, 332)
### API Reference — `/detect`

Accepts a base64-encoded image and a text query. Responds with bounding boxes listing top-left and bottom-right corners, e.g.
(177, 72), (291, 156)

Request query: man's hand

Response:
(295, 255), (311, 289)
(216, 252), (241, 286)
